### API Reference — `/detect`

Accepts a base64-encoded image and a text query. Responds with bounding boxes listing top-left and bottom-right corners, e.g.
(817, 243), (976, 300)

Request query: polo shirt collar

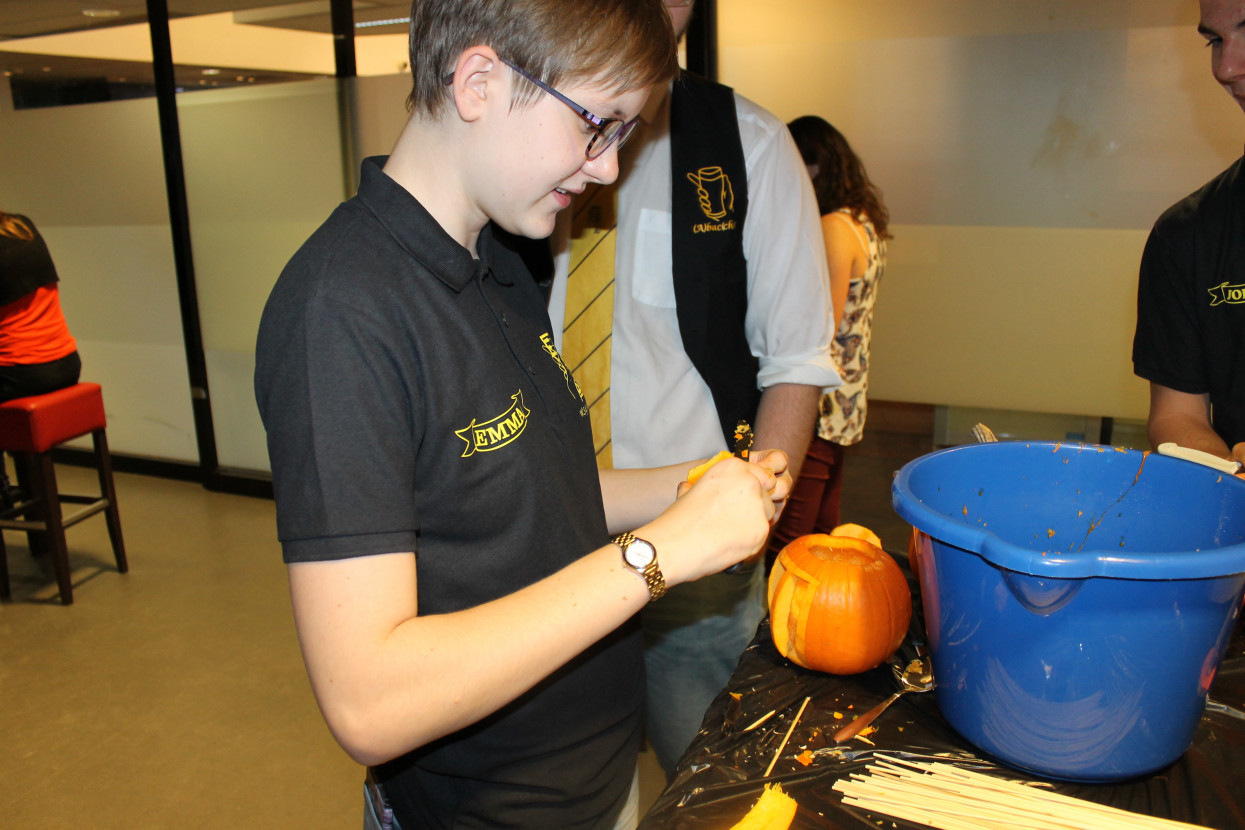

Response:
(356, 155), (493, 293)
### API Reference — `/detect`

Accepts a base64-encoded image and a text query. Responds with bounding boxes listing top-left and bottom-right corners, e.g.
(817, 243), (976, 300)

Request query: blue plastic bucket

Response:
(892, 441), (1245, 781)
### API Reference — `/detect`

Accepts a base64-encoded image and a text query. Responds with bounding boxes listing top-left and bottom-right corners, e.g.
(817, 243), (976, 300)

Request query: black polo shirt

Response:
(1134, 155), (1245, 446)
(255, 157), (642, 828)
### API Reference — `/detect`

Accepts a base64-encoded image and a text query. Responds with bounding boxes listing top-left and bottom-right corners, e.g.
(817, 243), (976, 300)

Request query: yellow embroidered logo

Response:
(454, 390), (531, 457)
(686, 166), (738, 232)
(1208, 282), (1245, 306)
(540, 332), (587, 414)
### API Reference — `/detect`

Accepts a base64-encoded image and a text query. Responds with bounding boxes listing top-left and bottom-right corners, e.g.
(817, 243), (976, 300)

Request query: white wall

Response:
(718, 0), (1242, 420)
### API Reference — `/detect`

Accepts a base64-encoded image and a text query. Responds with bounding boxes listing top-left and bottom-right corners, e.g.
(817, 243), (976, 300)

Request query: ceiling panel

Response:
(0, 1), (409, 40)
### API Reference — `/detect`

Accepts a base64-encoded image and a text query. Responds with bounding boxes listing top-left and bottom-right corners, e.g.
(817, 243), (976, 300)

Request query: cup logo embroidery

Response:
(686, 166), (738, 232)
(454, 390), (531, 457)
(1208, 282), (1245, 306)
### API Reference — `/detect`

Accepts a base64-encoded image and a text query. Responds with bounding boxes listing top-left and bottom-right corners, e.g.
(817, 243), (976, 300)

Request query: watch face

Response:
(624, 538), (656, 569)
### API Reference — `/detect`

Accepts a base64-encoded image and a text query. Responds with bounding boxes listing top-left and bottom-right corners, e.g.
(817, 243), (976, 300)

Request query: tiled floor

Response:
(0, 433), (931, 827)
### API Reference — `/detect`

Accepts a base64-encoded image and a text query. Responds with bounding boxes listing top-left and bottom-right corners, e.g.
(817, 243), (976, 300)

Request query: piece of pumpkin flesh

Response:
(728, 782), (798, 830)
(768, 566), (796, 657)
(774, 539), (852, 663)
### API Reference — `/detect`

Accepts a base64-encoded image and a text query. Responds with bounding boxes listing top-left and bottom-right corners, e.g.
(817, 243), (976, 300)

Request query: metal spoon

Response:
(833, 656), (935, 743)
(971, 422), (998, 443)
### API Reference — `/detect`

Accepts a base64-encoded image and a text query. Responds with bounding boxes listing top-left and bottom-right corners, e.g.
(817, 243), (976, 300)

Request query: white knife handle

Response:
(1157, 442), (1243, 474)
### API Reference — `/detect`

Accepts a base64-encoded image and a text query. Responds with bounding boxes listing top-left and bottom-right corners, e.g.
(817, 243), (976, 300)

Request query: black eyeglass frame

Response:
(441, 58), (639, 160)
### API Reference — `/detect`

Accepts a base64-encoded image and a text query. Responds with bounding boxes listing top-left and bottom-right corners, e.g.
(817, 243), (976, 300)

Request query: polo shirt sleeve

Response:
(735, 96), (840, 392)
(1132, 208), (1208, 396)
(257, 264), (423, 563)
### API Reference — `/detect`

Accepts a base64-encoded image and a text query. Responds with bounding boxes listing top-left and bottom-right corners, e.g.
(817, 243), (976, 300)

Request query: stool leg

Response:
(92, 429), (127, 574)
(0, 528), (9, 600)
(36, 453), (73, 605)
(14, 452), (48, 556)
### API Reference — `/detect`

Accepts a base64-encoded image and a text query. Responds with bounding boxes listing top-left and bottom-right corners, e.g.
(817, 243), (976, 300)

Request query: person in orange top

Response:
(0, 211), (80, 403)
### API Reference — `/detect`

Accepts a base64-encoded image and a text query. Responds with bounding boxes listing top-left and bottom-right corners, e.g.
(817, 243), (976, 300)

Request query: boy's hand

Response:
(657, 448), (792, 584)
(681, 448), (792, 508)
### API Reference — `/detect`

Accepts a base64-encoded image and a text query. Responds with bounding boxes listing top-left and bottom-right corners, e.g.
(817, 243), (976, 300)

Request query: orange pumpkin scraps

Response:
(767, 531), (911, 675)
(828, 522), (883, 549)
(686, 450), (733, 485)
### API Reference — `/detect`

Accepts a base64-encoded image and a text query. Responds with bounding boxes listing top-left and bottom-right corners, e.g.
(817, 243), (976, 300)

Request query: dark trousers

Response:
(0, 351), (81, 403)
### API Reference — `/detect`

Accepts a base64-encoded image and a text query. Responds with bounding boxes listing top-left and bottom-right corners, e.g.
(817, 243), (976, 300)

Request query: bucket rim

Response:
(891, 441), (1245, 580)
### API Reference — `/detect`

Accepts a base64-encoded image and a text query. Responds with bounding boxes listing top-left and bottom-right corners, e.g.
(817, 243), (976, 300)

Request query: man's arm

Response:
(753, 382), (820, 481)
(287, 452), (789, 768)
(1147, 382), (1231, 457)
(735, 99), (837, 481)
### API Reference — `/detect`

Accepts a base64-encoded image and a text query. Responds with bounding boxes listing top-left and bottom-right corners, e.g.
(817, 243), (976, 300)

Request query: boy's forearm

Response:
(599, 463), (692, 534)
(290, 548), (651, 767)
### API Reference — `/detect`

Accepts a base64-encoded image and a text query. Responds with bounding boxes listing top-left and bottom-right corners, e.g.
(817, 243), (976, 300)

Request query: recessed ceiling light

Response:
(82, 8), (121, 18)
(356, 17), (409, 29)
(201, 68), (221, 75)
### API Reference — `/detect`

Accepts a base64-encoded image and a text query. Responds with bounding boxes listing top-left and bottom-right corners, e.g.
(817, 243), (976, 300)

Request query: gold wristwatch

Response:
(613, 531), (667, 602)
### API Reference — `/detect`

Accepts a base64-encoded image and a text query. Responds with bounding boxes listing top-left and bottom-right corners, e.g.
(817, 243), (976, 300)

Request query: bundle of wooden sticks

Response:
(834, 756), (1210, 830)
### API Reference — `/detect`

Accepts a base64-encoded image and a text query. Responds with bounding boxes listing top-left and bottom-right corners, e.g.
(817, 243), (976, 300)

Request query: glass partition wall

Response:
(168, 5), (344, 481)
(0, 0), (413, 492)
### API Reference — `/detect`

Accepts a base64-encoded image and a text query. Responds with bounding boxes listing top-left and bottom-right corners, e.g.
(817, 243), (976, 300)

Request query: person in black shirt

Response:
(1133, 0), (1245, 471)
(254, 1), (792, 828)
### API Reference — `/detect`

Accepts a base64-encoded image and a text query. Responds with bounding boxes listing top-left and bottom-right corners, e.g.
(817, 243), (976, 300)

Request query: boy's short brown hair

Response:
(407, 0), (679, 116)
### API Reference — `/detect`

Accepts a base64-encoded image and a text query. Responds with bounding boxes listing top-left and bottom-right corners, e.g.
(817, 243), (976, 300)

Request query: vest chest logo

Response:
(686, 165), (738, 232)
(1208, 282), (1245, 307)
(454, 390), (531, 457)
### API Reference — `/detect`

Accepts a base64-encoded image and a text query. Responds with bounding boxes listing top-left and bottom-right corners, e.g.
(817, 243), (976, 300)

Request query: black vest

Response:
(669, 74), (757, 444)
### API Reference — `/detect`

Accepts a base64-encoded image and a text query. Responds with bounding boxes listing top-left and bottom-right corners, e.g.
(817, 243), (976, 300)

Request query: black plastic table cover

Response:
(639, 562), (1245, 829)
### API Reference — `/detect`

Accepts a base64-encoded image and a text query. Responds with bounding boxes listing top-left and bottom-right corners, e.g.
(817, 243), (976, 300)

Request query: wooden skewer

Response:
(743, 709), (776, 732)
(762, 696), (809, 777)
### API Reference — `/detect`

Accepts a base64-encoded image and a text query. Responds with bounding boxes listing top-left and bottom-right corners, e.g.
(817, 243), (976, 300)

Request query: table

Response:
(639, 558), (1245, 829)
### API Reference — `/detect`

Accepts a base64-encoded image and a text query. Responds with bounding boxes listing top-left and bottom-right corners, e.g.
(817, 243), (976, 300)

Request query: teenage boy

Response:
(254, 1), (791, 828)
(548, 0), (836, 772)
(1133, 0), (1245, 471)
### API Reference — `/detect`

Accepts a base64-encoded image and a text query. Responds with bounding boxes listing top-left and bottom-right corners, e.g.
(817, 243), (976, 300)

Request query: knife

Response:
(724, 419), (756, 574)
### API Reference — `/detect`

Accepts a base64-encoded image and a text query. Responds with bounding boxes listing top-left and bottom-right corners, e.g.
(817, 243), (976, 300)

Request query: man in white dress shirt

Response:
(548, 0), (838, 773)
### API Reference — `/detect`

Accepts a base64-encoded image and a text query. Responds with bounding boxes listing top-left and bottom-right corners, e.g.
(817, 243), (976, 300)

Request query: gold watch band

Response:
(613, 531), (668, 602)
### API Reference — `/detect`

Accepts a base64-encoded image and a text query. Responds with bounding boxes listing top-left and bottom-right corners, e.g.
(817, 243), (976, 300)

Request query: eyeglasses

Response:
(498, 58), (639, 160)
(664, 0), (693, 6)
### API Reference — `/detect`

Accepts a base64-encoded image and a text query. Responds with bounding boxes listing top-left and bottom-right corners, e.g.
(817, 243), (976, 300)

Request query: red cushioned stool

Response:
(0, 382), (126, 604)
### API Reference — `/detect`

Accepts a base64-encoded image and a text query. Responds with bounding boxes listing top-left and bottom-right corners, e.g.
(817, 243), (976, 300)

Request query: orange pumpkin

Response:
(767, 530), (911, 675)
